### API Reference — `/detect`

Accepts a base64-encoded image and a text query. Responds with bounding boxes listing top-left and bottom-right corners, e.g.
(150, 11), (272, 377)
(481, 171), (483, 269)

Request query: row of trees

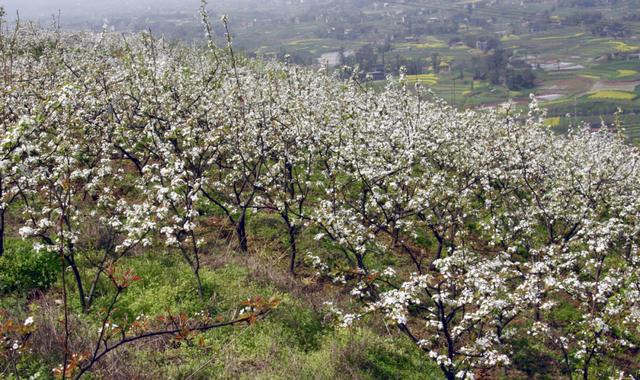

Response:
(313, 95), (640, 378)
(0, 9), (289, 377)
(1, 8), (640, 380)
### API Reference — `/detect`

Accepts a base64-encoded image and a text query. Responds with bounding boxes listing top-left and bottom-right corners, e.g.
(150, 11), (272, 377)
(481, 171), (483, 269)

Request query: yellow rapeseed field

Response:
(588, 90), (636, 100)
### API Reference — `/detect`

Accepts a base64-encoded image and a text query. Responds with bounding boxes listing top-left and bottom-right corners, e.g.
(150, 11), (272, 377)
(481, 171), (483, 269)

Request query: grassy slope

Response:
(0, 215), (442, 380)
(3, 211), (598, 379)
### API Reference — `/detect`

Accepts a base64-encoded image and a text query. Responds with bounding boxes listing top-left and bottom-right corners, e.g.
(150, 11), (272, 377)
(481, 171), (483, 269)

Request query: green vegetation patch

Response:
(544, 117), (561, 127)
(397, 37), (446, 50)
(617, 69), (639, 78)
(0, 239), (59, 295)
(403, 73), (438, 85)
(500, 34), (520, 42)
(587, 90), (636, 100)
(85, 253), (442, 379)
(610, 41), (640, 53)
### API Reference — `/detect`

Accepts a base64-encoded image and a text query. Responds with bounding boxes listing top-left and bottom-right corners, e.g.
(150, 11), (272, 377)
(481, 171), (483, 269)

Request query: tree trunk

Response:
(177, 241), (205, 300)
(0, 179), (4, 257)
(355, 253), (366, 273)
(66, 255), (87, 312)
(236, 211), (248, 253)
(193, 266), (204, 299)
(0, 208), (4, 257)
(190, 233), (205, 300)
(441, 368), (455, 380)
(86, 250), (110, 308)
(280, 207), (299, 274)
(287, 222), (298, 274)
(283, 162), (298, 273)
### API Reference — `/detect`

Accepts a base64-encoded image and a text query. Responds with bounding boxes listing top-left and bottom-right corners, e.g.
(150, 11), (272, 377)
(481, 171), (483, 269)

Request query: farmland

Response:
(6, 0), (639, 138)
(193, 0), (640, 141)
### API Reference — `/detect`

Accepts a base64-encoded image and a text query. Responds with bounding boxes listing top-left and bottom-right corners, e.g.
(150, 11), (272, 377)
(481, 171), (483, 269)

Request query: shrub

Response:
(0, 240), (59, 294)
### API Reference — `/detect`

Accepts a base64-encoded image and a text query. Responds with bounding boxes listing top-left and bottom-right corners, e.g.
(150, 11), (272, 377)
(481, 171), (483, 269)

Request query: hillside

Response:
(4, 1), (640, 138)
(222, 0), (640, 140)
(1, 8), (640, 380)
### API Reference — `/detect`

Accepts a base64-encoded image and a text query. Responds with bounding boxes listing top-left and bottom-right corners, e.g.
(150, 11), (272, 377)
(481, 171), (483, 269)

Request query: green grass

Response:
(0, 242), (442, 379)
(0, 239), (60, 295)
(98, 253), (441, 379)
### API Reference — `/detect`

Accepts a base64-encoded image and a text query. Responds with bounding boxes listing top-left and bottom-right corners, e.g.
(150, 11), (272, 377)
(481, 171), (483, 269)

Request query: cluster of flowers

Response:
(1, 14), (639, 379)
(1, 315), (35, 364)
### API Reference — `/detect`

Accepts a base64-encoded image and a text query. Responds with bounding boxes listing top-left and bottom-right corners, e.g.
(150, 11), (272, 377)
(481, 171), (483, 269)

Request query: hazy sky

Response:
(1, 0), (202, 20)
